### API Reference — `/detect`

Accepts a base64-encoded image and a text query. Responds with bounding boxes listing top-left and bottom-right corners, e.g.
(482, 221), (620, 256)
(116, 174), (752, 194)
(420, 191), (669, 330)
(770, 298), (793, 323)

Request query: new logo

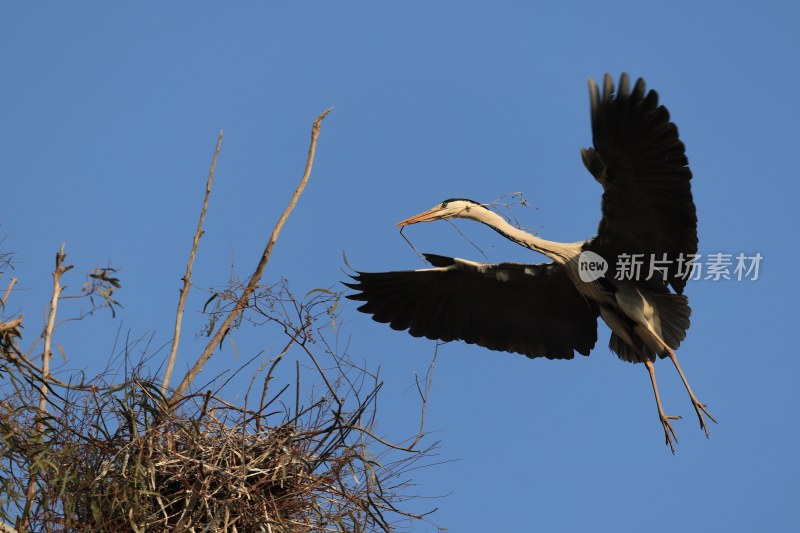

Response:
(578, 251), (608, 282)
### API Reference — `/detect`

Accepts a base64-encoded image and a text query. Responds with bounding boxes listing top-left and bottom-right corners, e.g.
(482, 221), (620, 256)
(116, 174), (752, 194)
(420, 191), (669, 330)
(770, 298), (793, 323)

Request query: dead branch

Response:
(410, 347), (438, 450)
(38, 244), (72, 416)
(170, 108), (332, 404)
(0, 316), (23, 333)
(22, 243), (72, 526)
(162, 130), (224, 395)
(1, 277), (16, 307)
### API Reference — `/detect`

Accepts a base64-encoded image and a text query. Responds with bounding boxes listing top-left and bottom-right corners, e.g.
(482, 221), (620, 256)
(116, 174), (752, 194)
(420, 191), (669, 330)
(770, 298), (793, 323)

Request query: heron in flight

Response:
(346, 73), (714, 452)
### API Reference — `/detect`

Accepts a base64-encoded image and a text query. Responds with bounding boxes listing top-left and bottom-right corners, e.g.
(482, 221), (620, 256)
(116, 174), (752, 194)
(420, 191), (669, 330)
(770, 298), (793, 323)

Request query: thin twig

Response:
(170, 108), (332, 404)
(445, 219), (489, 260)
(409, 345), (437, 449)
(22, 243), (72, 526)
(399, 227), (427, 263)
(4, 340), (97, 391)
(162, 131), (223, 395)
(295, 359), (300, 422)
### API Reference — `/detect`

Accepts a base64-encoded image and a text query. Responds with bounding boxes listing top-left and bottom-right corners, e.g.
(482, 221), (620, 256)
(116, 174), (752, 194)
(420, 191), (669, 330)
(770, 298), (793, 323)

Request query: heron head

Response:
(397, 198), (484, 226)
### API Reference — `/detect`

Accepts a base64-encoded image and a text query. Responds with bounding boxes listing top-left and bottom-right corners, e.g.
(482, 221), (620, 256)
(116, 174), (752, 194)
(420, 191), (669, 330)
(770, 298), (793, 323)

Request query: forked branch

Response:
(170, 108), (332, 404)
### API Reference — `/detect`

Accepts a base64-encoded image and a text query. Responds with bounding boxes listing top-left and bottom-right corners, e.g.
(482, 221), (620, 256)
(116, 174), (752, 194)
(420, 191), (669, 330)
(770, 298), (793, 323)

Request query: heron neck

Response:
(470, 209), (579, 264)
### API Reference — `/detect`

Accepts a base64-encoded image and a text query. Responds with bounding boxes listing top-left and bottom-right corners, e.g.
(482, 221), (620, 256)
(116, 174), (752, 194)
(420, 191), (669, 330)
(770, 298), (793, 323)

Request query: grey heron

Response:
(346, 73), (714, 452)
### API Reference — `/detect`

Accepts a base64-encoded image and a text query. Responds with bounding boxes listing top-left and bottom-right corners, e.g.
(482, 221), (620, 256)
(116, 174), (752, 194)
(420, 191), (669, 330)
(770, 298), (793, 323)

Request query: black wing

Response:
(345, 254), (599, 360)
(581, 73), (697, 294)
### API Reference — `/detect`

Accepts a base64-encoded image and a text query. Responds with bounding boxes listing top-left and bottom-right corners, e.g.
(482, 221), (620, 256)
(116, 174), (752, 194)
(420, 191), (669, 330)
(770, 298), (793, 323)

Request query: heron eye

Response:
(441, 201), (449, 208)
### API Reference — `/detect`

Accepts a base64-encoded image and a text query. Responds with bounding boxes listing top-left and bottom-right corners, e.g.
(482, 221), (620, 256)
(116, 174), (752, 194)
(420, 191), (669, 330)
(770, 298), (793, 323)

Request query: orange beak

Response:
(396, 206), (447, 227)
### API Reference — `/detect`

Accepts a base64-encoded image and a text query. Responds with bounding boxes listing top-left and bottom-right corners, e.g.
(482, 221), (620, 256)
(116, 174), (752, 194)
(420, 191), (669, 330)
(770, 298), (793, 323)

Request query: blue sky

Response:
(2, 2), (798, 531)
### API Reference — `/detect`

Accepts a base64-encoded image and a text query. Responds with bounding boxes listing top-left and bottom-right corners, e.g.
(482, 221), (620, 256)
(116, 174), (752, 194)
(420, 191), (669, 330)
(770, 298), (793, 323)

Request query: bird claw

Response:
(691, 399), (717, 438)
(659, 413), (681, 454)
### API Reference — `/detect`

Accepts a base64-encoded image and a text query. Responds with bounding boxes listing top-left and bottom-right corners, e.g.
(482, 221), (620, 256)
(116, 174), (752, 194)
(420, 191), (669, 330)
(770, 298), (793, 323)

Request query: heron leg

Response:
(665, 347), (717, 438)
(644, 359), (680, 453)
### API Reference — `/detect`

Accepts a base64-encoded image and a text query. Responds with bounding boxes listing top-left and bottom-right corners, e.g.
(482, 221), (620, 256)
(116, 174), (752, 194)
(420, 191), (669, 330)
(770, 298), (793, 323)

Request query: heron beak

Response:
(397, 207), (446, 227)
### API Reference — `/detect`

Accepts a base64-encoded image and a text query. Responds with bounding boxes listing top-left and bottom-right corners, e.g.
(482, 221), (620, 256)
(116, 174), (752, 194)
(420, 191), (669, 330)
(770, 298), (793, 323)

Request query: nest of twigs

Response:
(1, 277), (438, 532)
(64, 385), (371, 531)
(0, 366), (433, 532)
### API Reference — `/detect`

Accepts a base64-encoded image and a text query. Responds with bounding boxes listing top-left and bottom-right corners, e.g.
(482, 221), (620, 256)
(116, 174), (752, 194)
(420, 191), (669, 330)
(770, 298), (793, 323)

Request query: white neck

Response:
(462, 207), (582, 264)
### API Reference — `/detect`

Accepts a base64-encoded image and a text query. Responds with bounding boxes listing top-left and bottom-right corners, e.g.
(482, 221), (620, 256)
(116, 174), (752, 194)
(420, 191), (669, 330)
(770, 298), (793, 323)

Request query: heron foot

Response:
(658, 412), (681, 454)
(690, 396), (717, 438)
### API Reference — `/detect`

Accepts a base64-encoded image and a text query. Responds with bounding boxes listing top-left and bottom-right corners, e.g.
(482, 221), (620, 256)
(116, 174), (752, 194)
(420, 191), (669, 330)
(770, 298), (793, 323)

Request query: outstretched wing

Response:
(581, 73), (697, 294)
(345, 254), (599, 360)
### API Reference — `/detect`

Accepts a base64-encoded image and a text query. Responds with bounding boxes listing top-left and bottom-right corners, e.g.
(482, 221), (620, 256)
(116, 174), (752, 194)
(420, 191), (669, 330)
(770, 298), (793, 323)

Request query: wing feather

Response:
(346, 257), (599, 360)
(582, 73), (697, 294)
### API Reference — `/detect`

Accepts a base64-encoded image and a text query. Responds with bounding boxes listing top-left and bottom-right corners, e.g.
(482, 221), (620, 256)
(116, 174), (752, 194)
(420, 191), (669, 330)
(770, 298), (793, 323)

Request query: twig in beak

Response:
(399, 227), (428, 263)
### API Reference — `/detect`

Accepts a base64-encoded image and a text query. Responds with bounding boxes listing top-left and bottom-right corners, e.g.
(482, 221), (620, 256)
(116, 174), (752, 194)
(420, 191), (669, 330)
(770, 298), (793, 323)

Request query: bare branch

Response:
(23, 242), (72, 525)
(4, 340), (99, 391)
(162, 130), (223, 395)
(170, 108), (332, 404)
(0, 316), (23, 333)
(1, 277), (16, 307)
(409, 346), (438, 449)
(39, 244), (73, 408)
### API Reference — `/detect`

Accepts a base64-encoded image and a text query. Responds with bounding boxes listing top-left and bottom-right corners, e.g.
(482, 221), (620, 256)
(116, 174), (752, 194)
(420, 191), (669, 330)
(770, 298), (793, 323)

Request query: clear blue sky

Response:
(2, 2), (798, 531)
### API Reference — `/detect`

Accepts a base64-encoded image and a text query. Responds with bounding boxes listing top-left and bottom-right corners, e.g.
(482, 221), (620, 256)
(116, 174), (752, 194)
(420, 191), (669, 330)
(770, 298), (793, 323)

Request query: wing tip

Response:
(592, 72), (655, 106)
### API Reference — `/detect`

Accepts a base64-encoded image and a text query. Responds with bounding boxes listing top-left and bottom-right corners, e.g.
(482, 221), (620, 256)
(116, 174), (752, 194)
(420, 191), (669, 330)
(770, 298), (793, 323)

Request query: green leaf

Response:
(202, 293), (218, 313)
